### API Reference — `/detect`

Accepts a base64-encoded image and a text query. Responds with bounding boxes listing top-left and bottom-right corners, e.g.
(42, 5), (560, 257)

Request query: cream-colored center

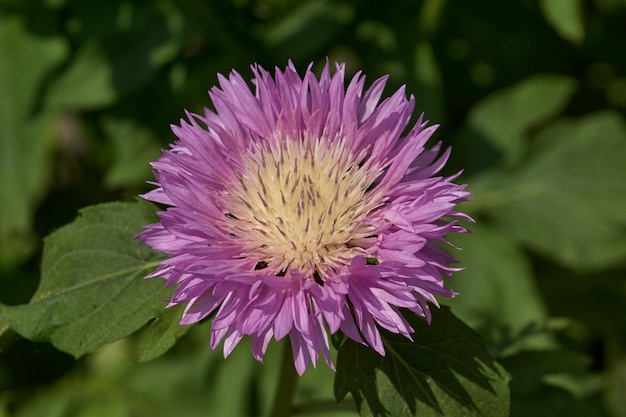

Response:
(223, 135), (385, 280)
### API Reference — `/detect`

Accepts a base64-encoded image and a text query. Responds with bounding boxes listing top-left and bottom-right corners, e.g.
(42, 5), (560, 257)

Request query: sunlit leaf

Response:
(335, 307), (510, 417)
(471, 111), (626, 270)
(0, 17), (67, 266)
(0, 18), (66, 118)
(468, 74), (577, 164)
(445, 223), (549, 352)
(539, 0), (585, 44)
(0, 200), (171, 357)
(101, 117), (163, 190)
(45, 42), (117, 110)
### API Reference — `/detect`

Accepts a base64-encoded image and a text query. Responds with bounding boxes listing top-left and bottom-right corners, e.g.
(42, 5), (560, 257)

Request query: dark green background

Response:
(1, 0), (625, 416)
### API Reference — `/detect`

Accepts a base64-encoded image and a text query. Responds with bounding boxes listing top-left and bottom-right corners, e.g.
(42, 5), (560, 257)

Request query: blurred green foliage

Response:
(1, 0), (625, 415)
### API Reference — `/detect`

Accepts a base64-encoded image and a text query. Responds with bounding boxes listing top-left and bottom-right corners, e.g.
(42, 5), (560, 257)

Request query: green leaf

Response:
(471, 111), (626, 271)
(0, 18), (66, 118)
(539, 0), (585, 44)
(468, 74), (577, 164)
(0, 17), (67, 266)
(334, 307), (510, 417)
(0, 200), (171, 357)
(445, 223), (549, 351)
(135, 305), (190, 362)
(101, 117), (163, 190)
(45, 41), (117, 110)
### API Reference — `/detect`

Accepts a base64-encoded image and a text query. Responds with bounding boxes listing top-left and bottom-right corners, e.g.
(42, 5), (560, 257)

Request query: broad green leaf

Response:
(101, 118), (163, 190)
(135, 305), (190, 362)
(468, 74), (577, 164)
(471, 111), (626, 270)
(539, 0), (585, 44)
(334, 307), (510, 417)
(0, 18), (67, 266)
(45, 42), (117, 110)
(0, 18), (66, 118)
(0, 200), (171, 357)
(445, 223), (549, 352)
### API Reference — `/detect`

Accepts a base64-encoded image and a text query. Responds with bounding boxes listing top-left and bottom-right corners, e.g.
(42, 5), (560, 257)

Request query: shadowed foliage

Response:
(335, 307), (510, 416)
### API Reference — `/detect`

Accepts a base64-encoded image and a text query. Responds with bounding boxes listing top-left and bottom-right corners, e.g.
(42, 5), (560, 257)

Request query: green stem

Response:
(269, 340), (299, 417)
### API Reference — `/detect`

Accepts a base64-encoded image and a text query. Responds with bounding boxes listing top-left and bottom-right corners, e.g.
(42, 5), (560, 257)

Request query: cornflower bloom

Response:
(139, 61), (471, 375)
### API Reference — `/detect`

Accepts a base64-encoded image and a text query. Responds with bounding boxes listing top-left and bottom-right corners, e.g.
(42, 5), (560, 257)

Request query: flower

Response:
(139, 61), (471, 375)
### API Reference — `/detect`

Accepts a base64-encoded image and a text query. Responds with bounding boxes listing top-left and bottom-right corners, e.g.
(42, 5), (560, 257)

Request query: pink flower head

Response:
(139, 61), (471, 375)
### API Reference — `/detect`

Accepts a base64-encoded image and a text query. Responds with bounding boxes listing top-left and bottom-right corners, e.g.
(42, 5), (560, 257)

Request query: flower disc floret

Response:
(220, 134), (385, 280)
